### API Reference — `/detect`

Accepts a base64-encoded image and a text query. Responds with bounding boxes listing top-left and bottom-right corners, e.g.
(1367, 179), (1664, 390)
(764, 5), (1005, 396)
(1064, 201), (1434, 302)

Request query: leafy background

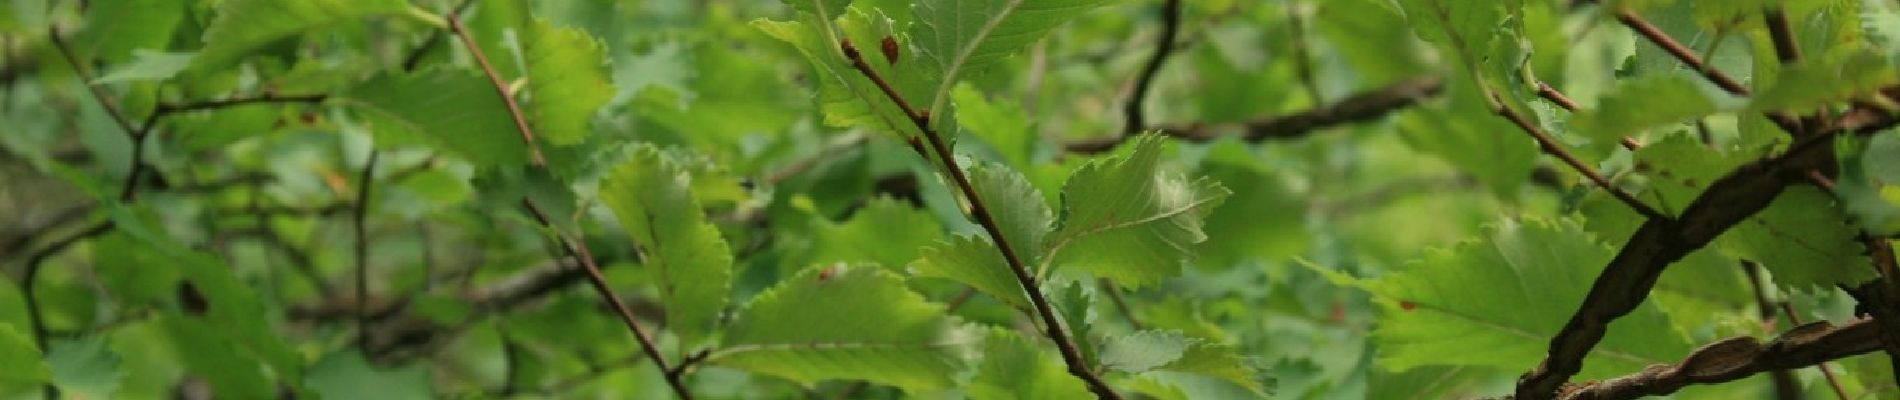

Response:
(0, 0), (1898, 399)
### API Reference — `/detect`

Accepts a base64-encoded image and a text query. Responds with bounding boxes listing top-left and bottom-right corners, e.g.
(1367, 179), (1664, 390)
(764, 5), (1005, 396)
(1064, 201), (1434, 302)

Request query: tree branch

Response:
(1514, 108), (1896, 398)
(446, 12), (547, 167)
(1488, 92), (1665, 220)
(1122, 0), (1182, 135)
(841, 41), (1123, 400)
(1070, 75), (1444, 153)
(1555, 318), (1882, 400)
(1613, 9), (1802, 134)
(520, 199), (693, 400)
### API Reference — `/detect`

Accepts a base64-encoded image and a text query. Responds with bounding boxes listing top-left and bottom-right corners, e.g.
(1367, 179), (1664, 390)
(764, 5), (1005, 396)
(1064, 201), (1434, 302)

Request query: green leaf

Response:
(91, 232), (182, 308)
(341, 68), (525, 167)
(1751, 50), (1898, 112)
(1632, 133), (1743, 215)
(1396, 84), (1538, 199)
(1098, 330), (1190, 373)
(1098, 329), (1267, 394)
(192, 0), (411, 72)
(1045, 135), (1230, 287)
(812, 197), (944, 269)
(755, 8), (930, 140)
(1051, 282), (1097, 367)
(598, 146), (734, 345)
(82, 0), (184, 63)
(910, 0), (1115, 113)
(951, 83), (1037, 167)
(714, 265), (963, 392)
(1715, 186), (1877, 291)
(520, 20), (613, 146)
(917, 235), (1031, 310)
(1193, 139), (1308, 268)
(1570, 75), (1720, 145)
(158, 314), (273, 399)
(968, 329), (1091, 400)
(303, 352), (433, 400)
(0, 324), (49, 384)
(970, 161), (1055, 264)
(92, 51), (196, 84)
(44, 336), (122, 399)
(1361, 217), (1692, 377)
(785, 0), (851, 20)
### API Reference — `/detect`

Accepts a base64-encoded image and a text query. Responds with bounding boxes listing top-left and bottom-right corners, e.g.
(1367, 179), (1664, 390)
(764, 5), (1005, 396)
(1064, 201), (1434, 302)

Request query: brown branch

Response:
(1488, 93), (1666, 220)
(402, 0), (481, 71)
(1555, 319), (1882, 400)
(841, 41), (1123, 400)
(521, 199), (693, 400)
(1533, 81), (1641, 151)
(1069, 75), (1444, 153)
(1763, 9), (1801, 65)
(446, 14), (547, 167)
(1614, 10), (1747, 95)
(1613, 9), (1803, 134)
(1740, 261), (1829, 400)
(1514, 107), (1894, 398)
(1122, 0), (1183, 134)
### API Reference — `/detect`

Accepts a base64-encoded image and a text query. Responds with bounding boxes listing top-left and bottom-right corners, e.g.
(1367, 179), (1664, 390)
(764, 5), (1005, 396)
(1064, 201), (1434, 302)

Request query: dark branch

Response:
(1488, 92), (1666, 220)
(1554, 319), (1881, 400)
(520, 199), (693, 400)
(1122, 0), (1183, 134)
(1514, 108), (1895, 398)
(842, 40), (1123, 400)
(1613, 9), (1803, 134)
(1070, 75), (1444, 153)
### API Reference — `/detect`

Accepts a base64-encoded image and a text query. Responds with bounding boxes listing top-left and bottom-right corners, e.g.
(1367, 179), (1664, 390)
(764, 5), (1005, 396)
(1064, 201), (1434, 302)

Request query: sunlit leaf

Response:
(714, 265), (964, 392)
(599, 146), (734, 345)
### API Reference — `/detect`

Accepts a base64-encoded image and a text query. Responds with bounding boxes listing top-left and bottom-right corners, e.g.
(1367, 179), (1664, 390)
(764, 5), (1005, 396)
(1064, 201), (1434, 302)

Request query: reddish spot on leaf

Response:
(1399, 301), (1418, 311)
(299, 112), (320, 125)
(817, 265), (840, 282)
(880, 36), (900, 65)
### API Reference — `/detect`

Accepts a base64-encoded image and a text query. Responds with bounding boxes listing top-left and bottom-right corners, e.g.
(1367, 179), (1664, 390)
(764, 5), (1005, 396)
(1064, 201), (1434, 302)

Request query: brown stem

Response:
(1286, 1), (1322, 105)
(446, 15), (547, 167)
(1488, 92), (1666, 220)
(1763, 8), (1801, 65)
(1123, 0), (1183, 135)
(1534, 81), (1642, 151)
(521, 199), (693, 400)
(841, 41), (1122, 400)
(1100, 279), (1143, 330)
(1613, 9), (1804, 134)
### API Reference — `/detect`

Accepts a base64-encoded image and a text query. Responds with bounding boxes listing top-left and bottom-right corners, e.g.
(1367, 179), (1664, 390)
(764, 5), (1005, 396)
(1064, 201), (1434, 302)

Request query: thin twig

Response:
(521, 199), (693, 400)
(1613, 9), (1804, 134)
(1488, 92), (1666, 220)
(1099, 279), (1143, 330)
(446, 14), (547, 167)
(1122, 0), (1182, 134)
(841, 41), (1123, 400)
(1286, 1), (1323, 105)
(354, 151), (379, 350)
(20, 221), (112, 400)
(1069, 76), (1443, 153)
(1533, 81), (1642, 151)
(155, 94), (327, 115)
